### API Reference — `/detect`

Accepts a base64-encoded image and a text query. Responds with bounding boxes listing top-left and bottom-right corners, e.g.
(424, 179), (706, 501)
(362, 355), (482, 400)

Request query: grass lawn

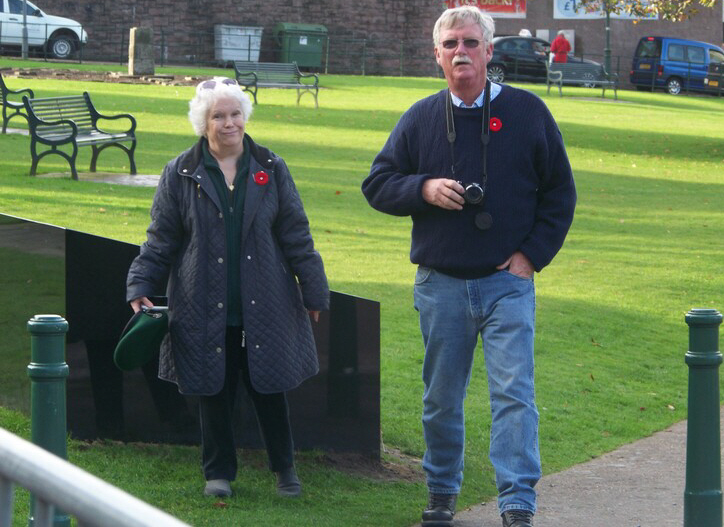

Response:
(1, 57), (723, 526)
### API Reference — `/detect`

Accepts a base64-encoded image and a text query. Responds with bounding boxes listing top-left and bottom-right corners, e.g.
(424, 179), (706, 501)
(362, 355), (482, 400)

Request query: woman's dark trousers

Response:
(199, 326), (294, 481)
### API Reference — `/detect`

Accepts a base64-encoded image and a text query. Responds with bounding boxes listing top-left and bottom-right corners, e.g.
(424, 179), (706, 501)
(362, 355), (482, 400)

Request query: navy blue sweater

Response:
(362, 85), (576, 277)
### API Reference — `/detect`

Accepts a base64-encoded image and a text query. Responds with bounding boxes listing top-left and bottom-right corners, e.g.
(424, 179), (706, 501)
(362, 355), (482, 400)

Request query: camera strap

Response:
(445, 84), (491, 189)
(445, 85), (493, 230)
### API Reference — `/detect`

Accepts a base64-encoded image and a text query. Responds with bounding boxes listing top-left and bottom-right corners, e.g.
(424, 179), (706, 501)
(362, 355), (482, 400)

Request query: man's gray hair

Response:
(188, 78), (253, 137)
(433, 6), (495, 47)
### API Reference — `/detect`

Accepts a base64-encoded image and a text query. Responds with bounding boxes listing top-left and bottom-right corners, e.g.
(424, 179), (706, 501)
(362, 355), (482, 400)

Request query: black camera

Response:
(458, 181), (484, 205)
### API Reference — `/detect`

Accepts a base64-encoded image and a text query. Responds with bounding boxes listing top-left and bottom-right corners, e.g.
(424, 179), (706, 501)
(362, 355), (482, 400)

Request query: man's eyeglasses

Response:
(441, 38), (482, 50)
(198, 78), (238, 92)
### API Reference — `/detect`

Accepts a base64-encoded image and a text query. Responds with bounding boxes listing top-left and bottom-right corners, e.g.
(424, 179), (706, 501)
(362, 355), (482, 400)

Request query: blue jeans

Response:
(413, 267), (540, 514)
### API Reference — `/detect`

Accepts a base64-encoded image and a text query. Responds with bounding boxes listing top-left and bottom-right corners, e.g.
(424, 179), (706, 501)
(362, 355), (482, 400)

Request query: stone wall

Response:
(37, 0), (724, 81)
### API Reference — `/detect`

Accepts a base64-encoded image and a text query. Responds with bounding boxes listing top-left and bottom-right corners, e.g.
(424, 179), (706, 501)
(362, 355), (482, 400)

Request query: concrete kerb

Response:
(38, 172), (161, 187)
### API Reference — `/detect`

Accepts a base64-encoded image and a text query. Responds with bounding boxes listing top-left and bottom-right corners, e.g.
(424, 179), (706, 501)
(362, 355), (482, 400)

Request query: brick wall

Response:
(492, 0), (724, 81)
(36, 0), (724, 82)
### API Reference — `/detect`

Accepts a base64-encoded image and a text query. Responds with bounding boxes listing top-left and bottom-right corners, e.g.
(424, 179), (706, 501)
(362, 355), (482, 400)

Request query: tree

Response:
(574, 0), (717, 20)
(572, 0), (719, 75)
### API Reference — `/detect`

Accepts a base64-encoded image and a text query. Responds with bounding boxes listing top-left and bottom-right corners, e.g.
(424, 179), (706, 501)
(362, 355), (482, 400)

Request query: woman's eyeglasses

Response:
(441, 38), (482, 50)
(198, 78), (238, 91)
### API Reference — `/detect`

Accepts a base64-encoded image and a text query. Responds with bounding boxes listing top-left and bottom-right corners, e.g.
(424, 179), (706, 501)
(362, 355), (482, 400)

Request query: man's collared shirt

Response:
(450, 82), (501, 108)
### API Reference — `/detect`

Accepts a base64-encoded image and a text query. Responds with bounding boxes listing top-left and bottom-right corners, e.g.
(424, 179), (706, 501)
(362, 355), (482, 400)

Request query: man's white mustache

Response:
(452, 56), (472, 65)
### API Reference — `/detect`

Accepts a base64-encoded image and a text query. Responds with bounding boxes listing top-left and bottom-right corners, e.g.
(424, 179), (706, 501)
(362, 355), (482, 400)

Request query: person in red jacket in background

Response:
(550, 30), (571, 63)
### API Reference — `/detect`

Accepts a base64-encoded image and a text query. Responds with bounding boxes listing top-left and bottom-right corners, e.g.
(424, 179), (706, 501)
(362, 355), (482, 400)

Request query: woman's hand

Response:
(309, 310), (320, 322)
(130, 296), (154, 313)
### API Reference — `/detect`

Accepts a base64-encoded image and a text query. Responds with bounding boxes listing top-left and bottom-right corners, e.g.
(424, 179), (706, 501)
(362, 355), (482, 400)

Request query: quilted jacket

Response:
(126, 136), (329, 395)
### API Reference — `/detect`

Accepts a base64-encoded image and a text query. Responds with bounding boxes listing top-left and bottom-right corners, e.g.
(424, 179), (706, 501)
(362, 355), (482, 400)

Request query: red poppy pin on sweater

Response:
(490, 117), (502, 132)
(254, 171), (269, 185)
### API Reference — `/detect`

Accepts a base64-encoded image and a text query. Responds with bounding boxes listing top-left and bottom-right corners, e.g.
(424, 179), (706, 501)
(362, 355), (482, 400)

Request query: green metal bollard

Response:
(684, 308), (723, 527)
(26, 314), (70, 527)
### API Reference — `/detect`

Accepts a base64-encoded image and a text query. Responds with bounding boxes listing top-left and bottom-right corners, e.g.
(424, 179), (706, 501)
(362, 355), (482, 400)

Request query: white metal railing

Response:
(0, 427), (190, 527)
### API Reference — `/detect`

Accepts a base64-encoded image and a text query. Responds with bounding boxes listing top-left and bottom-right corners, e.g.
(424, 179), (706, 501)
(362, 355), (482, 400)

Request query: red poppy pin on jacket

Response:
(254, 171), (269, 185)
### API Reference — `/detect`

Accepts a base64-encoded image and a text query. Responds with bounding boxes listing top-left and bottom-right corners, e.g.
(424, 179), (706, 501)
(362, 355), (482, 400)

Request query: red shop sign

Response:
(443, 0), (527, 18)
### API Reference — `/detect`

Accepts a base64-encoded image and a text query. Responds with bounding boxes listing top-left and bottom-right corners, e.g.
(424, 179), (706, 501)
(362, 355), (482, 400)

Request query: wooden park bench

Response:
(22, 92), (137, 180)
(546, 61), (619, 100)
(1, 72), (34, 134)
(233, 61), (320, 107)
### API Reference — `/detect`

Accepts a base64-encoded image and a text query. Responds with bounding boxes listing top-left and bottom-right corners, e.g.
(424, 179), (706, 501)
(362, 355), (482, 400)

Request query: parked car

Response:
(487, 35), (601, 85)
(630, 36), (724, 95)
(0, 0), (87, 59)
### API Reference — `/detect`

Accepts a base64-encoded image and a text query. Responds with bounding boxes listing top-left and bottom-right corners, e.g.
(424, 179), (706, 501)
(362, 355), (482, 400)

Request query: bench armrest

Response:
(6, 86), (35, 98)
(235, 71), (258, 85)
(93, 112), (137, 135)
(297, 71), (319, 87)
(547, 70), (563, 82)
(81, 93), (136, 134)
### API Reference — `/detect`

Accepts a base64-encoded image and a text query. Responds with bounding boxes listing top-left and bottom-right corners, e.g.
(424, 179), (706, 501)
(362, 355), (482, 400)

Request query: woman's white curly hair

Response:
(188, 77), (253, 137)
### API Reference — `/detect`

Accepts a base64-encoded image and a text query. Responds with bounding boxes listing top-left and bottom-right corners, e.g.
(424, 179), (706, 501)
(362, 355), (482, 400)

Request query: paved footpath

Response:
(415, 408), (724, 527)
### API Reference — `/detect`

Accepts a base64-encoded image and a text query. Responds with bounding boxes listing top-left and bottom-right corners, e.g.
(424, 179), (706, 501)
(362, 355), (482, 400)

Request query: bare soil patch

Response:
(1, 66), (208, 86)
(317, 446), (424, 483)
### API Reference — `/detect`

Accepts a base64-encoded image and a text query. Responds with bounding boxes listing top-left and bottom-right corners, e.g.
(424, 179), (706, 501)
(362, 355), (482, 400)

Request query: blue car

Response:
(630, 36), (724, 95)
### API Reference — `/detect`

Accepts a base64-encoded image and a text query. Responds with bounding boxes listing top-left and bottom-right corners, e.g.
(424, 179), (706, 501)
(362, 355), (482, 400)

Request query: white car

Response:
(0, 0), (87, 59)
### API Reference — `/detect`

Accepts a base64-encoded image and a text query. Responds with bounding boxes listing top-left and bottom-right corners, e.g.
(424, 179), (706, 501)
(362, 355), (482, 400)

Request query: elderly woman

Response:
(126, 77), (329, 499)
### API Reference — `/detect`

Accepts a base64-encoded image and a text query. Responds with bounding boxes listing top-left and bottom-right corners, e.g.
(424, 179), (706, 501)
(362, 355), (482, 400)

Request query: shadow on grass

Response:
(559, 122), (724, 160)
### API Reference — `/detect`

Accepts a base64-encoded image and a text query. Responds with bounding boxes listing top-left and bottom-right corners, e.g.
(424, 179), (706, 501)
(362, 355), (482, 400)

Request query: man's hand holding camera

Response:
(422, 178), (465, 210)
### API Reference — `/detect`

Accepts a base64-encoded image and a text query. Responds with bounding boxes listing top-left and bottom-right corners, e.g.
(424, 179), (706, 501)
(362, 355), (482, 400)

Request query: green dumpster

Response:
(273, 22), (327, 68)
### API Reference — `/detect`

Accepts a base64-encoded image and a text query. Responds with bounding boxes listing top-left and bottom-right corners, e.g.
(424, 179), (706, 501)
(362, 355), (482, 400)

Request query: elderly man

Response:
(361, 6), (576, 527)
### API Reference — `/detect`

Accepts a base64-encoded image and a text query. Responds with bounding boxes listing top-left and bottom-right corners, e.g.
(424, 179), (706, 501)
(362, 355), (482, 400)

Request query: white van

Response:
(0, 0), (87, 59)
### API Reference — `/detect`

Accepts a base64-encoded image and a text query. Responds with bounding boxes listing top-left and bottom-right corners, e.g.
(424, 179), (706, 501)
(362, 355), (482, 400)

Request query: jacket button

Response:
(217, 302), (223, 309)
(247, 255), (251, 260)
(255, 344), (260, 349)
(251, 300), (256, 305)
(218, 257), (223, 263)
(216, 347), (222, 353)
(218, 212), (223, 219)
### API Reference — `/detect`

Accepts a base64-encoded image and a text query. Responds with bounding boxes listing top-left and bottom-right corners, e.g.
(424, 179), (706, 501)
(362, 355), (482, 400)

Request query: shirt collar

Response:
(450, 82), (501, 108)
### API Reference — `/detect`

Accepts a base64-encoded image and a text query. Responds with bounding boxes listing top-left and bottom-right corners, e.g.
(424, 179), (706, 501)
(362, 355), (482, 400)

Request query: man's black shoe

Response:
(501, 509), (534, 527)
(421, 493), (456, 527)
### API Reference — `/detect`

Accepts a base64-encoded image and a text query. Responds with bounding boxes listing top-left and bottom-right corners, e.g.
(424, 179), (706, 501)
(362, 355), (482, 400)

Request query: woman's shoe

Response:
(276, 467), (302, 497)
(204, 479), (232, 497)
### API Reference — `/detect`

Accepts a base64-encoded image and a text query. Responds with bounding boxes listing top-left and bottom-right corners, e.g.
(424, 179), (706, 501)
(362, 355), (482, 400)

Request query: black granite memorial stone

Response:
(0, 213), (380, 458)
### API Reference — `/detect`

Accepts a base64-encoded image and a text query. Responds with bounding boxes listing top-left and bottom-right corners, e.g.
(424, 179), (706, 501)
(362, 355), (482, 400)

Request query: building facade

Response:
(37, 0), (724, 83)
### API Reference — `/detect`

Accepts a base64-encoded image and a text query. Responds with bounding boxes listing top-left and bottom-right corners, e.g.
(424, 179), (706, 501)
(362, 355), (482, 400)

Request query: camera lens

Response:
(464, 183), (484, 205)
